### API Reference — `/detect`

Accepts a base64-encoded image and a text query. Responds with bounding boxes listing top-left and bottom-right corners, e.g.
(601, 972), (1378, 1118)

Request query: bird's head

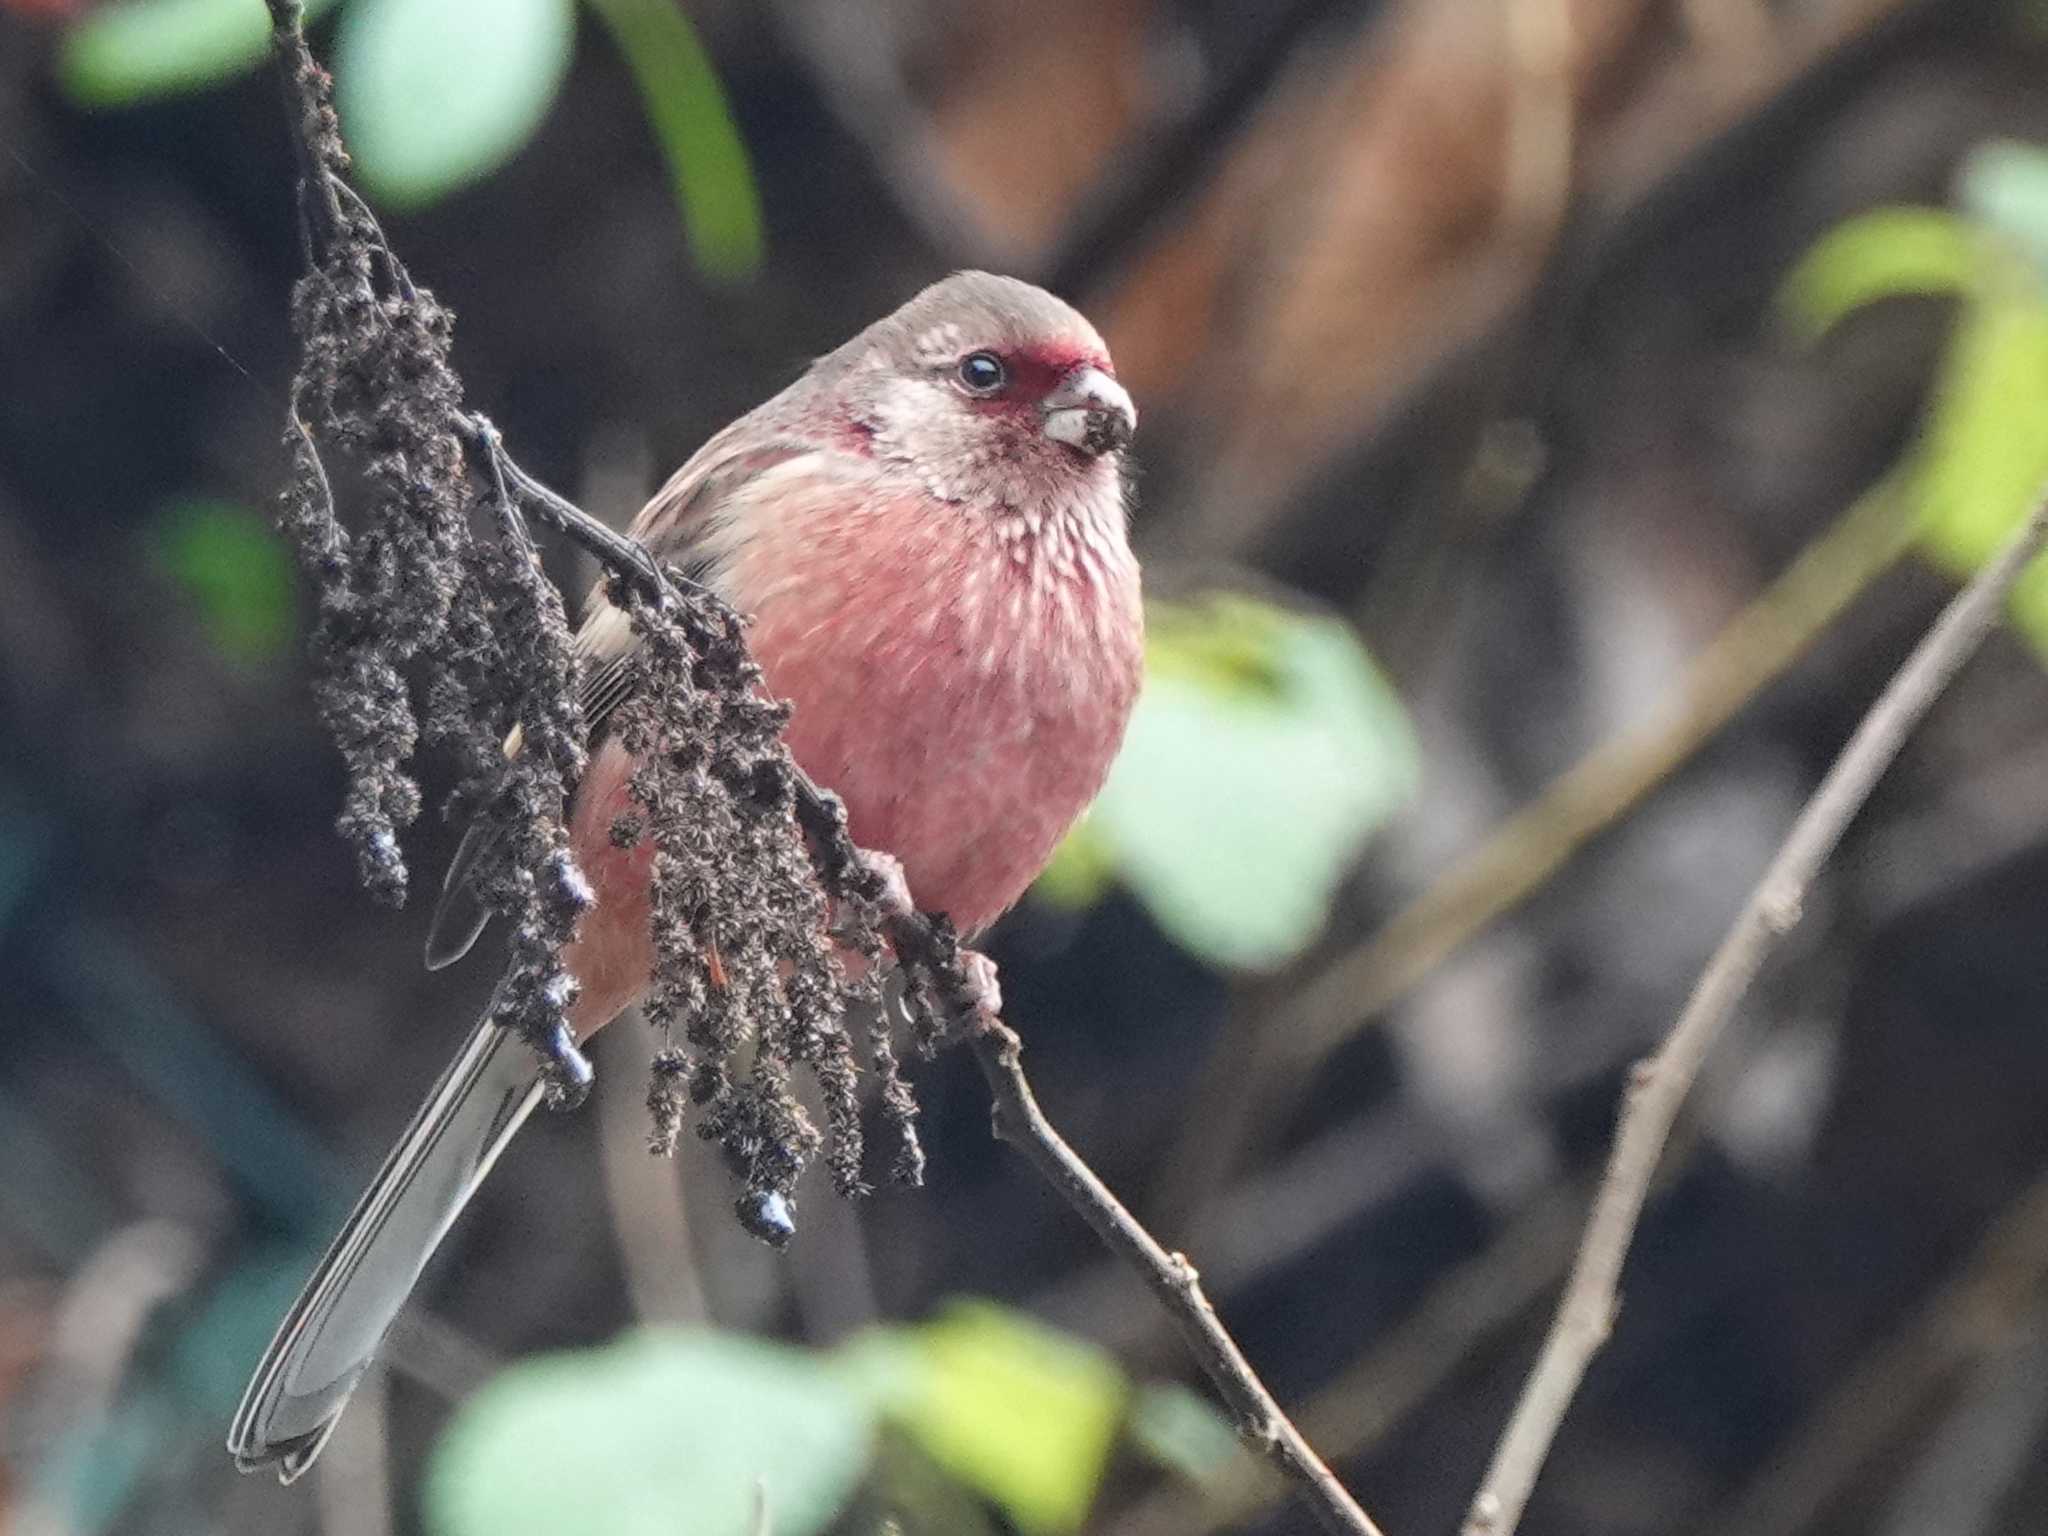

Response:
(842, 271), (1136, 512)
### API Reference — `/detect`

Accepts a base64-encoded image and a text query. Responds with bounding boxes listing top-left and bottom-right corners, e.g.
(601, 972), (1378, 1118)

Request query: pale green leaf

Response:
(840, 1302), (1126, 1536)
(425, 1330), (873, 1536)
(336, 0), (575, 208)
(62, 0), (338, 105)
(1044, 595), (1417, 972)
(584, 0), (764, 280)
(1958, 139), (2048, 269)
(1911, 273), (2048, 658)
(1034, 817), (1116, 909)
(153, 499), (295, 666)
(1777, 207), (1981, 344)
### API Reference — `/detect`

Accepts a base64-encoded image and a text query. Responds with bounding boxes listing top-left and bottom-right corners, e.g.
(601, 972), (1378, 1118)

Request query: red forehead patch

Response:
(994, 341), (1112, 402)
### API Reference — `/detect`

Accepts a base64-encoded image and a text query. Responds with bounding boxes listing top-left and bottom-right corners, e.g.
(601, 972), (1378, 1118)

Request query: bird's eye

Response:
(957, 351), (1006, 393)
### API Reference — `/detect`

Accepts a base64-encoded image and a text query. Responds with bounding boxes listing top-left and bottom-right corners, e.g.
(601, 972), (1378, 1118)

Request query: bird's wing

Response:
(423, 433), (814, 970)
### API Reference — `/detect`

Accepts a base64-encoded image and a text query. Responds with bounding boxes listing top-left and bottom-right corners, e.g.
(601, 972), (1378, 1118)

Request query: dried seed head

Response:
(274, 55), (933, 1232)
(274, 58), (586, 1095)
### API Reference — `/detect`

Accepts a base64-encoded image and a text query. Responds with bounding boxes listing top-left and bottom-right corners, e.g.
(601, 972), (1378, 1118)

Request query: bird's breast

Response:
(730, 475), (1141, 935)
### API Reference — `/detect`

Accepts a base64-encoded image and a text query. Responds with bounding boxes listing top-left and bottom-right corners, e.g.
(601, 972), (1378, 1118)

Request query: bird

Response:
(228, 271), (1144, 1481)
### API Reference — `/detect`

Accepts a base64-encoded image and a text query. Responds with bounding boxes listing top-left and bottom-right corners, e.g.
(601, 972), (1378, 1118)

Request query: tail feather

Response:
(229, 1003), (544, 1481)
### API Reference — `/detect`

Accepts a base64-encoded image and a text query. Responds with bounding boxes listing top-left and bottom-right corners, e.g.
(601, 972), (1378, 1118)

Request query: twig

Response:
(790, 794), (1385, 1536)
(1116, 1182), (1584, 1536)
(457, 415), (678, 608)
(969, 1020), (1384, 1536)
(1462, 484), (2048, 1536)
(261, 6), (1384, 1532)
(314, 1367), (393, 1536)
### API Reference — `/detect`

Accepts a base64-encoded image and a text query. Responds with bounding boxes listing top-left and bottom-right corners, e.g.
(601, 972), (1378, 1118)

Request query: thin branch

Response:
(1463, 484), (2048, 1536)
(260, 6), (1384, 1532)
(457, 414), (679, 608)
(1116, 1181), (1585, 1536)
(969, 1021), (1385, 1536)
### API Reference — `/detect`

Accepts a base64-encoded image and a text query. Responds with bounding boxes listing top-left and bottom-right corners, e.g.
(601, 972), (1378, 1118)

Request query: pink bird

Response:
(230, 272), (1144, 1479)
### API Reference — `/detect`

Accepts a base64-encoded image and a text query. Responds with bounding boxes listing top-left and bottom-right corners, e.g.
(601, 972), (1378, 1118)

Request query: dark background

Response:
(8, 1), (2048, 1533)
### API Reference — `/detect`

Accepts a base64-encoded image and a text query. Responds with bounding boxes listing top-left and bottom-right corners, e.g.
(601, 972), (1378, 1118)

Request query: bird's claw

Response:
(626, 541), (670, 607)
(857, 849), (915, 918)
(960, 949), (1003, 1021)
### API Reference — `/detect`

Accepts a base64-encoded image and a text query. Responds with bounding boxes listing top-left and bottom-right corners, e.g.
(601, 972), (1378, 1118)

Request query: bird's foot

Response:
(959, 949), (1003, 1022)
(855, 848), (915, 918)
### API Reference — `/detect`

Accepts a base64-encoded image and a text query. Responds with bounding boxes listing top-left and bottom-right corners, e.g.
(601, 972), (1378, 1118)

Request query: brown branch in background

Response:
(1292, 477), (1917, 1053)
(313, 1369), (392, 1536)
(1498, 0), (1579, 252)
(1462, 485), (2048, 1536)
(1091, 0), (1943, 558)
(260, 5), (1384, 1533)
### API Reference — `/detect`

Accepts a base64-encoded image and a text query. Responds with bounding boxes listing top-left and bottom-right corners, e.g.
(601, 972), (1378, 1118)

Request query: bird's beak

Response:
(1042, 367), (1136, 456)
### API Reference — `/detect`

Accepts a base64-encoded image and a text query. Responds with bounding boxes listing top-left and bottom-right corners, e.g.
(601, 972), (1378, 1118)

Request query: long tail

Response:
(228, 1001), (544, 1482)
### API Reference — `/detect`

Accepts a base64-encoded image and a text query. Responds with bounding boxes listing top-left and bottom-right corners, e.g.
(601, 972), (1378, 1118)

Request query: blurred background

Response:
(8, 0), (2048, 1532)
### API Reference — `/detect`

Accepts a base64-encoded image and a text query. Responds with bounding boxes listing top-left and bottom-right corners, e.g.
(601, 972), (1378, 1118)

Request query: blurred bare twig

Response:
(1180, 475), (1917, 1208)
(1499, 0), (1578, 252)
(1462, 484), (2048, 1536)
(1097, 0), (1942, 553)
(1296, 479), (1915, 1054)
(12, 1222), (204, 1536)
(767, 0), (1014, 265)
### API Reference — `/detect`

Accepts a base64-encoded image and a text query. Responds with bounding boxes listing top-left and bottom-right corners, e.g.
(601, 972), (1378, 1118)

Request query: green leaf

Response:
(425, 1330), (874, 1536)
(1777, 207), (1981, 344)
(1034, 816), (1116, 909)
(1042, 594), (1418, 971)
(1958, 139), (2048, 270)
(840, 1302), (1127, 1536)
(1910, 268), (2048, 656)
(61, 0), (338, 106)
(336, 0), (576, 208)
(153, 499), (295, 666)
(584, 0), (764, 280)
